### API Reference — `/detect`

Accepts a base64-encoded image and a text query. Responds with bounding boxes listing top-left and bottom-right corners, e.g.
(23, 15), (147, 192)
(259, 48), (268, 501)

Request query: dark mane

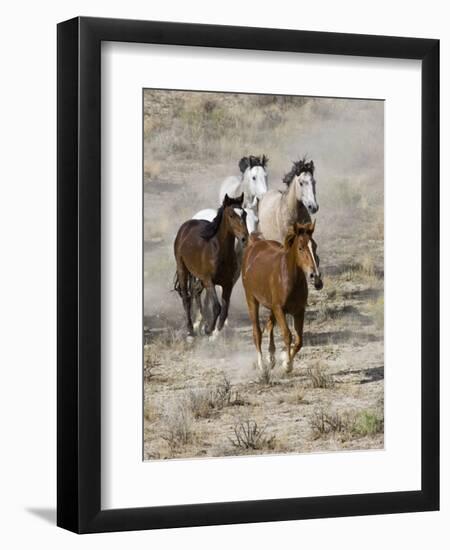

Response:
(282, 157), (315, 186)
(200, 195), (244, 240)
(239, 154), (269, 173)
(200, 206), (224, 240)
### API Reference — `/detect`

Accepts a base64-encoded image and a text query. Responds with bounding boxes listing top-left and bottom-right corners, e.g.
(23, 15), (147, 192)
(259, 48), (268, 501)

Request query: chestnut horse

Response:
(174, 194), (249, 337)
(242, 222), (322, 372)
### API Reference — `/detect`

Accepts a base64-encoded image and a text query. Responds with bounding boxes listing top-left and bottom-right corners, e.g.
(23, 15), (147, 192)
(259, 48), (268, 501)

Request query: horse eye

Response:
(252, 176), (256, 180)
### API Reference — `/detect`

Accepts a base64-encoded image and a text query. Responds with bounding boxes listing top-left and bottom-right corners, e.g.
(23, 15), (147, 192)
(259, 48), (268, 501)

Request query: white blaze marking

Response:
(308, 240), (319, 275)
(234, 208), (244, 218)
(298, 173), (316, 208)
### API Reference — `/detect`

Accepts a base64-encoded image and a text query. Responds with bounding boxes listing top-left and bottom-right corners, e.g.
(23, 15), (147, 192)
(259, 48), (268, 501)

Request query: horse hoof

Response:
(194, 322), (205, 336)
(209, 328), (220, 342)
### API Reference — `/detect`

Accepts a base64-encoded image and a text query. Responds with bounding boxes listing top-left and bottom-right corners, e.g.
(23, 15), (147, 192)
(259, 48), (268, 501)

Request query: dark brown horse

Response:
(242, 222), (322, 372)
(174, 193), (249, 337)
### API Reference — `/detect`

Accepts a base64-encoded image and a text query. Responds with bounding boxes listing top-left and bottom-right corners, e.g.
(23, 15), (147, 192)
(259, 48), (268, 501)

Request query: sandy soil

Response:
(142, 91), (384, 460)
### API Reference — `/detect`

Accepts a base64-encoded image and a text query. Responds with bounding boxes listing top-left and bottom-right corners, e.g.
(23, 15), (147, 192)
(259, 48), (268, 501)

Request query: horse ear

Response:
(309, 160), (314, 173)
(237, 193), (244, 205)
(284, 226), (298, 249)
(262, 154), (268, 167)
(239, 157), (250, 173)
(223, 193), (231, 206)
(295, 222), (307, 235)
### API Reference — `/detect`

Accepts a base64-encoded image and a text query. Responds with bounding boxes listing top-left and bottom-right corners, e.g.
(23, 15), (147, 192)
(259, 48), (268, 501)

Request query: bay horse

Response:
(191, 204), (259, 333)
(258, 159), (318, 243)
(242, 222), (322, 373)
(174, 194), (249, 337)
(219, 155), (269, 209)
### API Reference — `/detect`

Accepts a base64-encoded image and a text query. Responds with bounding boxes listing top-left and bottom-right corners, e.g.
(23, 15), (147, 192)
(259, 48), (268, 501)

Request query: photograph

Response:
(143, 90), (385, 460)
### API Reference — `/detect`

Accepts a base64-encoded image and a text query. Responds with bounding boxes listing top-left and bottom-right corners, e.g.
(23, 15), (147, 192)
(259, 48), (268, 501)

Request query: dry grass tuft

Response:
(286, 383), (307, 405)
(187, 375), (245, 419)
(309, 407), (384, 440)
(352, 410), (384, 436)
(187, 389), (215, 419)
(306, 363), (335, 389)
(161, 400), (194, 450)
(341, 255), (382, 286)
(144, 344), (160, 381)
(309, 408), (351, 439)
(229, 419), (276, 451)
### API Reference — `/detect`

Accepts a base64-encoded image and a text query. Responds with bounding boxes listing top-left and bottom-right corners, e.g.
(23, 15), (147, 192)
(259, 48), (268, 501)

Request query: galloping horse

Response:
(192, 204), (258, 287)
(174, 194), (249, 337)
(190, 204), (258, 333)
(258, 159), (318, 243)
(219, 155), (269, 209)
(242, 222), (322, 373)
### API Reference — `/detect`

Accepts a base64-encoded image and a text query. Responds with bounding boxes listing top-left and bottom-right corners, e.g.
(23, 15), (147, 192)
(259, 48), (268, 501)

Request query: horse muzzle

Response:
(314, 276), (323, 290)
(307, 203), (319, 214)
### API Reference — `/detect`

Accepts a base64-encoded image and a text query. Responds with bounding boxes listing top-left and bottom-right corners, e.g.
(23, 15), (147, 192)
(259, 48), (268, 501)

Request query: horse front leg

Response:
(291, 309), (305, 364)
(176, 263), (194, 337)
(265, 313), (276, 368)
(215, 284), (232, 333)
(204, 282), (221, 336)
(245, 293), (263, 370)
(192, 280), (205, 335)
(272, 306), (293, 372)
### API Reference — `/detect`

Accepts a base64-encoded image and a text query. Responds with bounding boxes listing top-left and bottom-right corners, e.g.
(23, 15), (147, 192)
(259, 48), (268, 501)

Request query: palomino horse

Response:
(258, 159), (318, 243)
(174, 194), (249, 337)
(219, 155), (269, 209)
(191, 205), (259, 333)
(242, 222), (322, 372)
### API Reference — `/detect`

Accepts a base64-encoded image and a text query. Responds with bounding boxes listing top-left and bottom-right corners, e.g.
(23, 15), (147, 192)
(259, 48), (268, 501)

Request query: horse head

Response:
(284, 220), (323, 290)
(223, 193), (249, 245)
(283, 158), (318, 215)
(239, 155), (269, 202)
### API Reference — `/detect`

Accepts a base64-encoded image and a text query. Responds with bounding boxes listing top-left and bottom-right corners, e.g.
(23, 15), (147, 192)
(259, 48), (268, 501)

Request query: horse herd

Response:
(173, 155), (323, 373)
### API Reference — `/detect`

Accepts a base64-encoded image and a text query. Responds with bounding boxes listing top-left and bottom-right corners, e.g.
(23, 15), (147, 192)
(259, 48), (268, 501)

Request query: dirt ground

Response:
(143, 91), (384, 460)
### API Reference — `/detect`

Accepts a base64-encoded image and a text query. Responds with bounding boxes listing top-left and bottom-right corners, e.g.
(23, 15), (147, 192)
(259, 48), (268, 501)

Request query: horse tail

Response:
(173, 271), (203, 298)
(173, 271), (182, 296)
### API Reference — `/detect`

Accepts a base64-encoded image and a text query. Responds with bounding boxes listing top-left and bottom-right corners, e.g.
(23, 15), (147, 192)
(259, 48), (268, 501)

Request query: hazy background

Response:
(143, 90), (384, 325)
(142, 90), (384, 460)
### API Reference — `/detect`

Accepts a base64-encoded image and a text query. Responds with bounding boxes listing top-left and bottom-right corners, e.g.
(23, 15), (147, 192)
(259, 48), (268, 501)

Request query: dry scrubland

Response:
(143, 90), (384, 460)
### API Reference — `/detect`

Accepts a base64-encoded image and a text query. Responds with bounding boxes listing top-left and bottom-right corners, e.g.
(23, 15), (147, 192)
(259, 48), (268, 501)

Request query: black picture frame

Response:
(57, 16), (439, 533)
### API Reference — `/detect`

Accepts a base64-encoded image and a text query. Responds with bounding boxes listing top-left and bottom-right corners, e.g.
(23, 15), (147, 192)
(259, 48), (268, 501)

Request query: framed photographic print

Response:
(57, 17), (439, 533)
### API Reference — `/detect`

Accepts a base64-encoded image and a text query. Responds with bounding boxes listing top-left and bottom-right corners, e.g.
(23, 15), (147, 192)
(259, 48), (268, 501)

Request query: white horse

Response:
(258, 159), (319, 243)
(191, 205), (259, 335)
(219, 155), (268, 209)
